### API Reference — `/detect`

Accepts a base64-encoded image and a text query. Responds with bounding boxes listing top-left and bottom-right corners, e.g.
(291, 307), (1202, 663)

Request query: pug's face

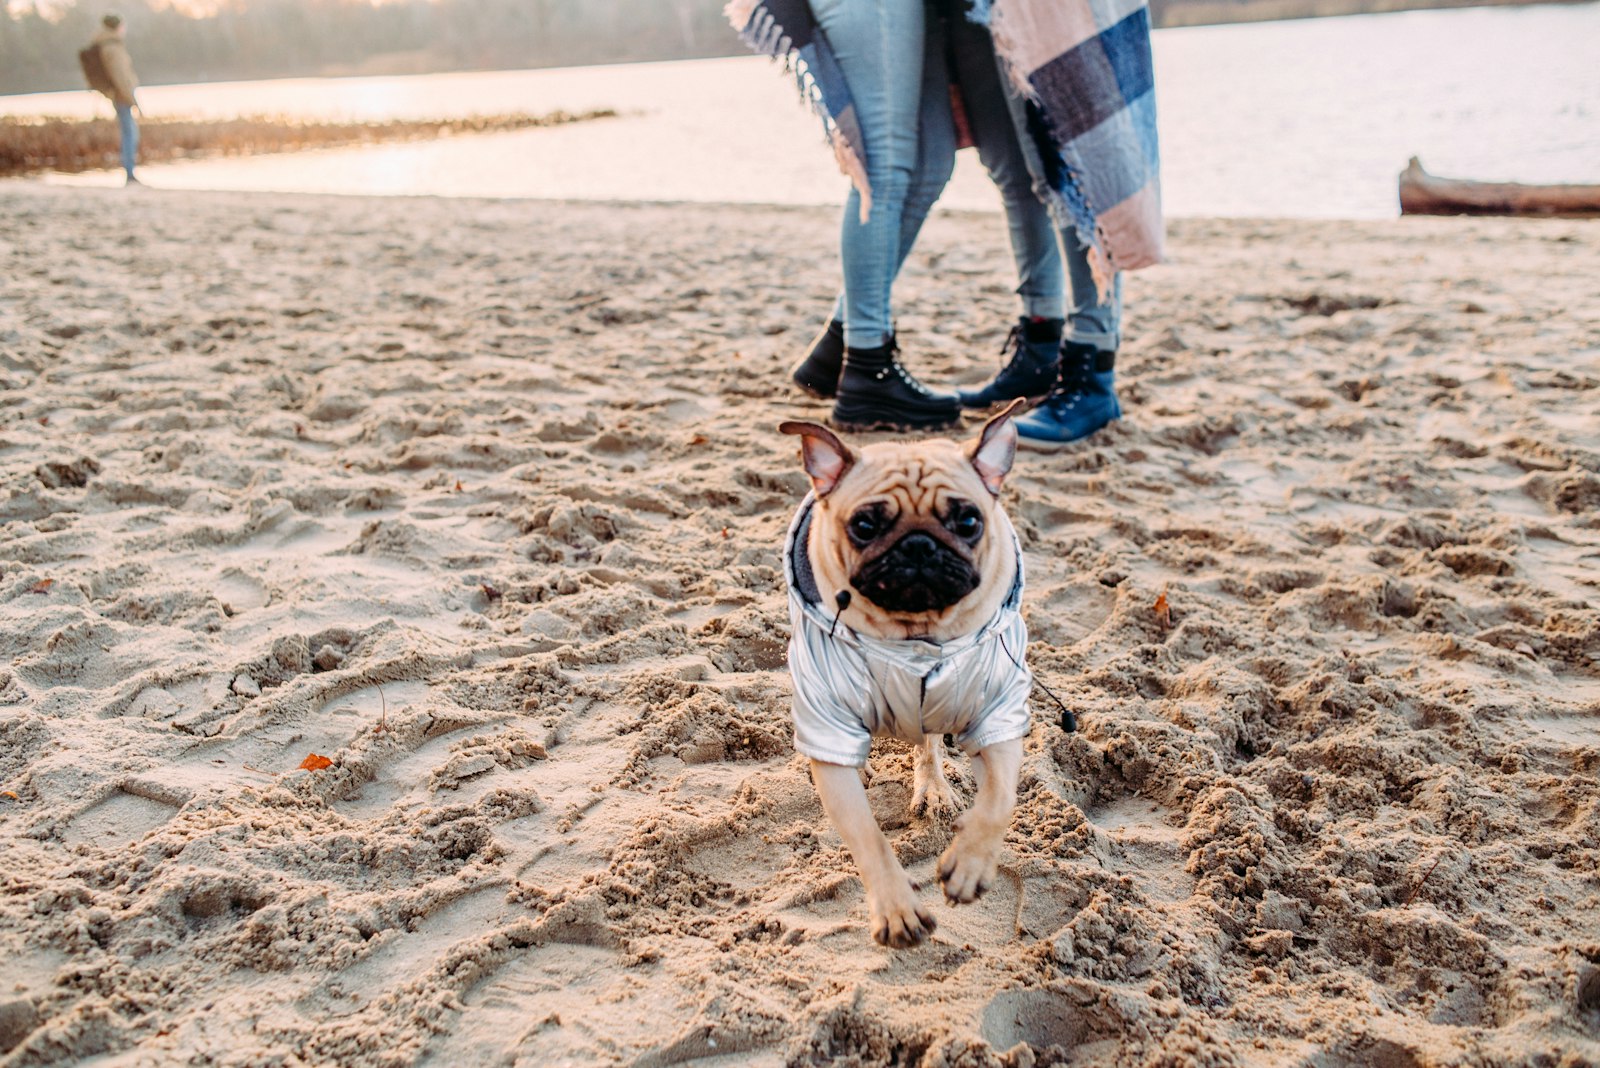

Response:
(781, 403), (1022, 642)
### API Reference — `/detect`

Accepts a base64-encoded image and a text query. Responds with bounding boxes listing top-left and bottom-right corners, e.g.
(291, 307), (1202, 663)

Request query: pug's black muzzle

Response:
(851, 532), (980, 614)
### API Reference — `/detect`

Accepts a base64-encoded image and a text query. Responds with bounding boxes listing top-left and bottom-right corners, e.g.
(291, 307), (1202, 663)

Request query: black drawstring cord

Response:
(829, 589), (852, 638)
(998, 633), (1078, 733)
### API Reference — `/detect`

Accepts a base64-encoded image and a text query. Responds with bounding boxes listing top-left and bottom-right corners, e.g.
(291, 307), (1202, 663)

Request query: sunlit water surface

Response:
(3, 3), (1595, 217)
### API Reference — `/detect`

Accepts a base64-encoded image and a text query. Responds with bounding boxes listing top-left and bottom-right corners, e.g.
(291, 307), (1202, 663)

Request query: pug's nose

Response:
(898, 532), (939, 562)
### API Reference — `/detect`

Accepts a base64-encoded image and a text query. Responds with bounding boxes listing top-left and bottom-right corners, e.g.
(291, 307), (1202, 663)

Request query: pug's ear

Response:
(779, 421), (854, 497)
(967, 398), (1024, 496)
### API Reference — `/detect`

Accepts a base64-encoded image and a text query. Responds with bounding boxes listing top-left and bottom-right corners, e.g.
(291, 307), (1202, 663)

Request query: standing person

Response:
(84, 14), (141, 186)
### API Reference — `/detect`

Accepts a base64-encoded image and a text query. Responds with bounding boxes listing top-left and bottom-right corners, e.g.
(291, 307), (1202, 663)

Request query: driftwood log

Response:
(1400, 157), (1600, 218)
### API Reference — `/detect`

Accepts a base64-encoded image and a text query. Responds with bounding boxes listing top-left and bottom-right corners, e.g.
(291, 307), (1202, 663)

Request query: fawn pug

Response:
(779, 401), (1032, 947)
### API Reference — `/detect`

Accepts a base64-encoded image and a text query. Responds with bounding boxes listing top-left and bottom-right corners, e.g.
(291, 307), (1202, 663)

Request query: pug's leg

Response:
(937, 737), (1022, 904)
(811, 759), (937, 948)
(911, 734), (955, 816)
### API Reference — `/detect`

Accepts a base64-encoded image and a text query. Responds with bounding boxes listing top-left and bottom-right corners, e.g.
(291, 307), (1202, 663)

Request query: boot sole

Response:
(1015, 416), (1120, 450)
(831, 413), (962, 434)
(791, 377), (837, 401)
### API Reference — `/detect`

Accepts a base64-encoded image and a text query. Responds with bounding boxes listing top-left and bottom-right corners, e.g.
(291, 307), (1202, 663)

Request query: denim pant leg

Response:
(811, 0), (929, 350)
(115, 102), (138, 178)
(989, 56), (1122, 348)
(946, 16), (1064, 321)
(832, 13), (953, 329)
(828, 11), (957, 329)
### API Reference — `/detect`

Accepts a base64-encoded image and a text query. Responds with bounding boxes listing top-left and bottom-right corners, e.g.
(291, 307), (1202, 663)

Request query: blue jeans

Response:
(946, 14), (1121, 350)
(812, 0), (957, 350)
(115, 102), (138, 178)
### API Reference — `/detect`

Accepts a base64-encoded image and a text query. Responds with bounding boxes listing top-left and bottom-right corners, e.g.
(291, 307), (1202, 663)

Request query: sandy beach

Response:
(1, 182), (1597, 1067)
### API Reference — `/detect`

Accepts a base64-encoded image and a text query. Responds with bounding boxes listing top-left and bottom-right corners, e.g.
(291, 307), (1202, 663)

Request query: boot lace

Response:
(996, 324), (1025, 371)
(870, 338), (935, 396)
(1044, 348), (1093, 412)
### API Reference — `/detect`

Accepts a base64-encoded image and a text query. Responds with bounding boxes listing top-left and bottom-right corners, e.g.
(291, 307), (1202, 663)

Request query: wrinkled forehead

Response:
(830, 440), (983, 513)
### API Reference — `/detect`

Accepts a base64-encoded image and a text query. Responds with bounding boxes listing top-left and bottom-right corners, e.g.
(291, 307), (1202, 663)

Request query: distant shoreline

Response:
(0, 111), (616, 179)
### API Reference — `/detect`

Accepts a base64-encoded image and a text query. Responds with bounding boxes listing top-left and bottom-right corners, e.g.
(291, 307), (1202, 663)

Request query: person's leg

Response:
(947, 16), (1062, 322)
(895, 10), (957, 284)
(795, 9), (957, 400)
(1017, 217), (1124, 445)
(976, 51), (1124, 444)
(1062, 234), (1121, 352)
(115, 102), (138, 181)
(946, 15), (1066, 410)
(809, 0), (959, 431)
(810, 0), (926, 351)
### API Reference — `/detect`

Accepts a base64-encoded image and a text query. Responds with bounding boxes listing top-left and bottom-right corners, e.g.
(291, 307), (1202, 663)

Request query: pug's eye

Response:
(949, 505), (983, 540)
(848, 512), (880, 543)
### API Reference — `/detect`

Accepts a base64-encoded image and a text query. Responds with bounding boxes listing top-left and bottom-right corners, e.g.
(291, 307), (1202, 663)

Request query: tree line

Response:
(0, 0), (747, 96)
(2, 0), (1551, 96)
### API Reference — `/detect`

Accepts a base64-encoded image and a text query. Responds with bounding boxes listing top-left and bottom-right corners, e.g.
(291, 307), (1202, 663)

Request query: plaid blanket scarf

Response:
(726, 0), (1164, 292)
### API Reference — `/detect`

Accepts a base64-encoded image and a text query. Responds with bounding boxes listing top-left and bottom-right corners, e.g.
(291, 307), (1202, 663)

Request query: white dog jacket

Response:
(782, 494), (1032, 767)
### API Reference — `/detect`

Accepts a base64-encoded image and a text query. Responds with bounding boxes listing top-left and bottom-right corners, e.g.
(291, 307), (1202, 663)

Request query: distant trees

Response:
(4, 0), (1555, 94)
(0, 0), (746, 95)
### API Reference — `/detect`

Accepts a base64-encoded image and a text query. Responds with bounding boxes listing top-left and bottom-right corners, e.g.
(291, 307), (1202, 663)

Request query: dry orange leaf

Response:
(689, 433), (708, 446)
(28, 578), (54, 595)
(1, 790), (19, 801)
(1153, 588), (1172, 629)
(454, 479), (464, 492)
(298, 753), (334, 772)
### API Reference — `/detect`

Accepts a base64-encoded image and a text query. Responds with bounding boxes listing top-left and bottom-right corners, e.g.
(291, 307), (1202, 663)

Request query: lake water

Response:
(3, 2), (1596, 218)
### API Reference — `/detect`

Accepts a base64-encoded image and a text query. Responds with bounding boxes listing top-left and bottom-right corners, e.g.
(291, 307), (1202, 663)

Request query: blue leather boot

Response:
(1014, 340), (1120, 448)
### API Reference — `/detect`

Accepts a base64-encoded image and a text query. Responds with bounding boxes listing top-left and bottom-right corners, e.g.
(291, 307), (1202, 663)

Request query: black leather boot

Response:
(958, 316), (1064, 410)
(791, 318), (845, 399)
(830, 338), (961, 433)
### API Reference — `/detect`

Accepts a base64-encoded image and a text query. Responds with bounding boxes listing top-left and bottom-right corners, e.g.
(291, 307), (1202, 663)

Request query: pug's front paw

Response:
(868, 878), (937, 948)
(937, 820), (1004, 904)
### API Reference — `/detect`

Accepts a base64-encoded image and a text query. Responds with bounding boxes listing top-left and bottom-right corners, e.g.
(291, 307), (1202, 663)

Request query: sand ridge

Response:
(0, 184), (1598, 1067)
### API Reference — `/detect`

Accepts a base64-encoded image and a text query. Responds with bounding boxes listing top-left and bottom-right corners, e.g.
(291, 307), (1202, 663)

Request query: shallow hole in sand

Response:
(979, 988), (1111, 1051)
(63, 790), (178, 848)
(1312, 1036), (1425, 1068)
(1088, 795), (1194, 903)
(213, 567), (269, 613)
(1090, 795), (1181, 839)
(1577, 967), (1600, 1015)
(334, 887), (512, 993)
(1526, 713), (1600, 748)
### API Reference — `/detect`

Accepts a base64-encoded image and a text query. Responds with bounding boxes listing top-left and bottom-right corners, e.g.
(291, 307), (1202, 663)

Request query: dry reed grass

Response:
(0, 109), (616, 177)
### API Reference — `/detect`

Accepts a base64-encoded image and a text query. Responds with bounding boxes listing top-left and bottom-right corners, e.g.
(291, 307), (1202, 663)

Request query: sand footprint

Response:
(214, 568), (269, 615)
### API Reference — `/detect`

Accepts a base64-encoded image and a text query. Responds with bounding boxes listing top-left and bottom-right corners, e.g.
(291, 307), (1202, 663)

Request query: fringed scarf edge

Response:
(987, 0), (1164, 301)
(726, 0), (873, 222)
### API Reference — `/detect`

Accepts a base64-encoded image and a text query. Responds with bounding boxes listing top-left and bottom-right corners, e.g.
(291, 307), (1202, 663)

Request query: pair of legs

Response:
(810, 735), (1024, 948)
(114, 101), (138, 183)
(813, 0), (1119, 349)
